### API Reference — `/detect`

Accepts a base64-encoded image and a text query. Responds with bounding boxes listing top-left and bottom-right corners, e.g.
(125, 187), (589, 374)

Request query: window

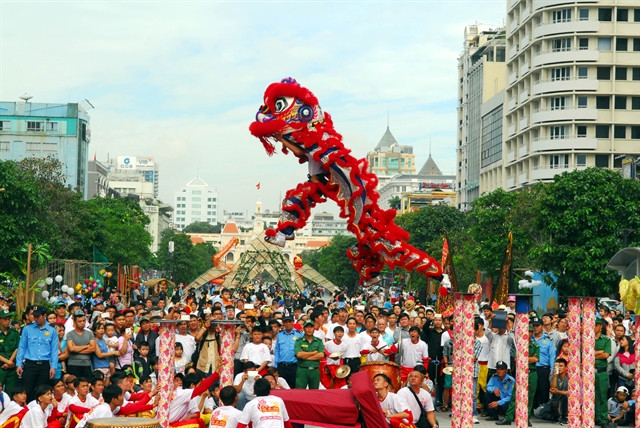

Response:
(616, 38), (628, 51)
(577, 125), (587, 137)
(577, 154), (587, 166)
(45, 122), (58, 132)
(614, 125), (626, 139)
(632, 97), (640, 110)
(578, 66), (588, 79)
(596, 96), (610, 109)
(615, 96), (627, 109)
(597, 67), (611, 80)
(553, 9), (571, 23)
(598, 8), (612, 21)
(550, 126), (568, 139)
(26, 142), (41, 151)
(550, 155), (569, 168)
(579, 8), (589, 21)
(192, 204), (201, 208)
(577, 96), (588, 108)
(632, 126), (640, 139)
(615, 67), (627, 80)
(595, 154), (609, 167)
(598, 38), (612, 51)
(552, 38), (572, 52)
(634, 39), (640, 51)
(617, 8), (628, 21)
(42, 143), (56, 152)
(551, 67), (571, 81)
(374, 158), (378, 167)
(0, 121), (9, 131)
(636, 9), (640, 22)
(0, 142), (9, 152)
(578, 38), (589, 50)
(634, 68), (640, 80)
(595, 125), (610, 138)
(551, 97), (568, 110)
(26, 121), (43, 131)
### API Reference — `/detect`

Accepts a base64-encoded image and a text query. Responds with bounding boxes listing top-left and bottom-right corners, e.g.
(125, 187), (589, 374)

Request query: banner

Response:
(493, 231), (513, 305)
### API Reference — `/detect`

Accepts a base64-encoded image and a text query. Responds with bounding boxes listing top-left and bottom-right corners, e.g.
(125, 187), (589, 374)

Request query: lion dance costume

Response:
(249, 78), (442, 286)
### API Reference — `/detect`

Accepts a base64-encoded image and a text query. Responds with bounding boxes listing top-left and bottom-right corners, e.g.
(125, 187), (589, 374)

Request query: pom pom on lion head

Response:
(249, 77), (325, 155)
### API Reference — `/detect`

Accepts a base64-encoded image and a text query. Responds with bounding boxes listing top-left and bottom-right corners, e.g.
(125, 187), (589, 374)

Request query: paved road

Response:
(306, 413), (564, 427)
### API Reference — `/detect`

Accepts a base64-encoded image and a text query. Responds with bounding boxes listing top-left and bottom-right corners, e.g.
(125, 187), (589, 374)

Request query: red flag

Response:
(256, 182), (261, 190)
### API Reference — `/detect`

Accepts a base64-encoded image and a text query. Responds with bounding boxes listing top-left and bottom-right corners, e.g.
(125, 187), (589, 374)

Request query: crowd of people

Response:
(0, 282), (636, 428)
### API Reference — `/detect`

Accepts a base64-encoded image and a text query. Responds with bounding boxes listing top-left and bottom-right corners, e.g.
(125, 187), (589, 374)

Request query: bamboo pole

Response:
(24, 243), (33, 314)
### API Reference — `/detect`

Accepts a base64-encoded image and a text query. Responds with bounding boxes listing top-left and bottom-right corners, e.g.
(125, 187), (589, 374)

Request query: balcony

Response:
(531, 136), (597, 152)
(520, 116), (529, 130)
(520, 62), (530, 75)
(518, 173), (528, 184)
(508, 71), (518, 85)
(509, 19), (520, 34)
(521, 34), (530, 48)
(519, 90), (529, 103)
(507, 150), (516, 162)
(531, 164), (587, 180)
(532, 107), (598, 123)
(533, 19), (599, 39)
(533, 0), (577, 11)
(533, 48), (599, 67)
(508, 98), (517, 111)
(533, 78), (598, 94)
(508, 124), (516, 136)
(522, 7), (530, 21)
(518, 145), (528, 157)
(506, 177), (516, 188)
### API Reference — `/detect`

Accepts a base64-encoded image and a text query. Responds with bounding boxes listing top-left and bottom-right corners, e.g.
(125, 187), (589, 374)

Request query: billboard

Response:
(116, 156), (155, 171)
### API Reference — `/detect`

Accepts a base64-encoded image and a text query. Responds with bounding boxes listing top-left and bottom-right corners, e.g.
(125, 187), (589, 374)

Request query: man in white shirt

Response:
(397, 370), (438, 428)
(209, 386), (242, 428)
(389, 326), (429, 383)
(76, 385), (124, 428)
(240, 328), (271, 375)
(237, 378), (291, 428)
(374, 373), (412, 427)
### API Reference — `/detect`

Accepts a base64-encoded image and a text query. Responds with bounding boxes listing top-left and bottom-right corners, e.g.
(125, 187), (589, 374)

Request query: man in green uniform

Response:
(497, 321), (539, 426)
(0, 310), (20, 394)
(595, 317), (611, 427)
(294, 319), (325, 389)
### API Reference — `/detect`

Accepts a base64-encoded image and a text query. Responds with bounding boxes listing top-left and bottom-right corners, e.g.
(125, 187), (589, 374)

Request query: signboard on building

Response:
(117, 156), (155, 171)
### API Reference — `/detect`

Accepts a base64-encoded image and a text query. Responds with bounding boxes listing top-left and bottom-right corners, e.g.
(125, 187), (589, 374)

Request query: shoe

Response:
(473, 416), (479, 424)
(264, 232), (287, 247)
(487, 416), (499, 421)
(362, 276), (381, 287)
(495, 419), (511, 425)
(528, 423), (532, 427)
(559, 419), (568, 426)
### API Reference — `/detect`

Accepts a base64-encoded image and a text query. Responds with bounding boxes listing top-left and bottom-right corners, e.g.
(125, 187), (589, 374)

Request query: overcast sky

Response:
(1, 0), (506, 217)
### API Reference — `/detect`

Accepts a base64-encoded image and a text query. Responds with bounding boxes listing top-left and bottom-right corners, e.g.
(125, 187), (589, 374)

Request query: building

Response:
(141, 200), (173, 253)
(378, 154), (456, 210)
(173, 175), (218, 230)
(0, 99), (91, 198)
(457, 25), (507, 209)
(367, 127), (416, 187)
(498, 0), (640, 192)
(87, 159), (111, 199)
(105, 156), (159, 199)
(399, 188), (457, 212)
(308, 212), (348, 236)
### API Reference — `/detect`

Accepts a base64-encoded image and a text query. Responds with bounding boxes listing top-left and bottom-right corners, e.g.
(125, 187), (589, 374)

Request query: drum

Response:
(359, 360), (402, 392)
(86, 417), (161, 428)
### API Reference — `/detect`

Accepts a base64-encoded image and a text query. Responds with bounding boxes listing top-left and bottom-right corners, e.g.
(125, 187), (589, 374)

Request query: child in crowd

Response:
(174, 343), (187, 375)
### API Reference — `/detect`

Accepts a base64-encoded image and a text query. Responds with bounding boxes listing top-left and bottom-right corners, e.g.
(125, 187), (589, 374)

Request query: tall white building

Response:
(498, 0), (640, 191)
(106, 156), (159, 199)
(173, 175), (218, 230)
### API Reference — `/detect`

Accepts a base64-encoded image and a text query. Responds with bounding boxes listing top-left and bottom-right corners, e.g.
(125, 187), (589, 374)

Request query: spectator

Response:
(595, 317), (611, 426)
(236, 378), (290, 428)
(273, 315), (301, 389)
(294, 320), (325, 389)
(613, 335), (635, 391)
(0, 310), (20, 395)
(484, 361), (514, 422)
(92, 322), (118, 384)
(66, 310), (96, 379)
(20, 384), (53, 427)
(397, 369), (438, 428)
(15, 305), (58, 403)
(134, 317), (158, 357)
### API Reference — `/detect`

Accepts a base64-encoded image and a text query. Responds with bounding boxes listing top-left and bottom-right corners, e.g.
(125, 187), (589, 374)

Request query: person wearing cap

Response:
(506, 296), (516, 314)
(134, 316), (158, 358)
(484, 361), (514, 421)
(54, 302), (67, 325)
(530, 315), (555, 409)
(274, 315), (302, 389)
(594, 317), (611, 426)
(607, 385), (631, 425)
(66, 309), (96, 380)
(0, 310), (19, 395)
(15, 305), (58, 403)
(294, 320), (325, 389)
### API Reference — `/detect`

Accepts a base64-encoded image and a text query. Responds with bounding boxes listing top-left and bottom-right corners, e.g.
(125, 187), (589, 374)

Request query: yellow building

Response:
(367, 127), (416, 187)
(399, 188), (457, 213)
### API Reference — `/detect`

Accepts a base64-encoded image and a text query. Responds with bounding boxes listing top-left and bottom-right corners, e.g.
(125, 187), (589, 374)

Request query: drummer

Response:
(386, 326), (429, 384)
(323, 326), (347, 389)
(360, 327), (389, 363)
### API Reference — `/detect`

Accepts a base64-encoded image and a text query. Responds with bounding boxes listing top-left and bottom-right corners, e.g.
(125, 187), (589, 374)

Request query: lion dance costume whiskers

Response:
(249, 78), (442, 286)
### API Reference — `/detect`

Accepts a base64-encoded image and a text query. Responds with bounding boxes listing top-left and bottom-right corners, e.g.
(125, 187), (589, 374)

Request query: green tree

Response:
(388, 196), (401, 210)
(156, 229), (217, 285)
(183, 222), (220, 233)
(314, 235), (359, 291)
(532, 168), (640, 296)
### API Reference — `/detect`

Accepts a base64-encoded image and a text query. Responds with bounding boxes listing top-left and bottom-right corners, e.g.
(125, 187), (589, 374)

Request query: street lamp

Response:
(168, 240), (174, 282)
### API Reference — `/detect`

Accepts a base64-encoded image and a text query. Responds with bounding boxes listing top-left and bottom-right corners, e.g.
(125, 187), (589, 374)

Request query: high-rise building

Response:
(173, 175), (218, 230)
(105, 156), (159, 199)
(498, 0), (640, 191)
(367, 127), (416, 187)
(457, 25), (506, 209)
(0, 100), (91, 198)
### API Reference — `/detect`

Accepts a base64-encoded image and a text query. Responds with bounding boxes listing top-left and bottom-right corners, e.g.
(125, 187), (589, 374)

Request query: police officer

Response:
(15, 305), (58, 403)
(531, 316), (555, 407)
(294, 320), (325, 389)
(485, 360), (514, 421)
(0, 310), (20, 394)
(497, 322), (539, 426)
(594, 317), (611, 426)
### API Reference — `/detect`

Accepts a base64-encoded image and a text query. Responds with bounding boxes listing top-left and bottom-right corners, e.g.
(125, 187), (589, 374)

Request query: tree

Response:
(314, 235), (359, 291)
(156, 229), (218, 285)
(183, 222), (221, 234)
(388, 196), (401, 210)
(532, 168), (640, 297)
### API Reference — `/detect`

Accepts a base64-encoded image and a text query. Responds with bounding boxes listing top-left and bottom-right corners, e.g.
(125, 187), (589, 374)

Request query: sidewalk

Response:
(435, 413), (564, 427)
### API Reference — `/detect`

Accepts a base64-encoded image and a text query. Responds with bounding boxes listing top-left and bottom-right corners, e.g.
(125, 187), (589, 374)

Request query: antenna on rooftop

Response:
(19, 93), (32, 102)
(387, 109), (390, 130)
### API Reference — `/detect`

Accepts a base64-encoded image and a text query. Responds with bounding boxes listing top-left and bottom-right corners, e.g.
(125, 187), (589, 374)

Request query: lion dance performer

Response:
(249, 78), (442, 287)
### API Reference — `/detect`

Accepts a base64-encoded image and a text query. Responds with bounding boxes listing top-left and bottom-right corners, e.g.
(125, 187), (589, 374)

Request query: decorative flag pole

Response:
(581, 298), (596, 428)
(450, 295), (463, 428)
(567, 298), (582, 427)
(635, 316), (640, 428)
(210, 319), (245, 386)
(451, 293), (474, 428)
(156, 317), (179, 428)
(514, 295), (530, 428)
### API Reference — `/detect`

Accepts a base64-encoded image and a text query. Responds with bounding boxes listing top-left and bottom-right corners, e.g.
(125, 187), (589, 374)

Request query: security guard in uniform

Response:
(294, 319), (325, 389)
(594, 317), (611, 426)
(498, 321), (539, 426)
(0, 310), (20, 394)
(485, 360), (515, 421)
(531, 316), (555, 408)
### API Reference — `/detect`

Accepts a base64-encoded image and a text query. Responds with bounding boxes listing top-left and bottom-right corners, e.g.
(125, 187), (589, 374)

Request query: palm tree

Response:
(388, 196), (401, 210)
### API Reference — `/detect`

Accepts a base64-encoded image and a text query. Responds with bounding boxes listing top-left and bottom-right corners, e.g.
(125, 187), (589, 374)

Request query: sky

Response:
(1, 0), (507, 217)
